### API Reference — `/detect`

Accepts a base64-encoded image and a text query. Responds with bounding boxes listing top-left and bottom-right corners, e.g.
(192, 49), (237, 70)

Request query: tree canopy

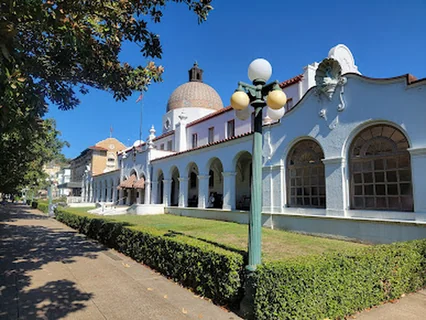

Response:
(0, 0), (213, 193)
(0, 118), (68, 194)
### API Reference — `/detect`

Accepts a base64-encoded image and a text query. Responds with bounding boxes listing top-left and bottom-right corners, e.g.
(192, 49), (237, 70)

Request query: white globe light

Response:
(248, 58), (272, 82)
(235, 107), (251, 121)
(266, 106), (285, 120)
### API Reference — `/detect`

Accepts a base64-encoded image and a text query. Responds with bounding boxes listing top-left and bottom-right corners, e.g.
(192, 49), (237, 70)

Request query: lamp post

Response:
(230, 58), (287, 317)
(47, 177), (54, 217)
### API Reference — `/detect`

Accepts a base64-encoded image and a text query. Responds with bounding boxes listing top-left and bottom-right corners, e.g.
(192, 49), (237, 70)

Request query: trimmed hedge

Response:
(253, 240), (426, 319)
(37, 201), (49, 214)
(54, 208), (244, 305)
(53, 208), (426, 318)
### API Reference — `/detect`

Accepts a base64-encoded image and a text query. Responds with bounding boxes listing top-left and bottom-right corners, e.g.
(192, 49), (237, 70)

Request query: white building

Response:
(56, 167), (72, 197)
(87, 45), (426, 243)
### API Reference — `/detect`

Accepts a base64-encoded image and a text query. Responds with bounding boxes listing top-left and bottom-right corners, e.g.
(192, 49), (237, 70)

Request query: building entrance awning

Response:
(133, 177), (145, 189)
(118, 174), (145, 190)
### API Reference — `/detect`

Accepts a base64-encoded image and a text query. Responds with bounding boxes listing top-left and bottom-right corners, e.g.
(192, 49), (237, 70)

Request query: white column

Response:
(81, 179), (86, 202)
(178, 177), (189, 207)
(119, 189), (124, 205)
(262, 165), (284, 213)
(126, 190), (131, 205)
(151, 180), (158, 204)
(408, 147), (426, 221)
(222, 172), (237, 210)
(163, 179), (172, 206)
(197, 174), (210, 208)
(144, 180), (151, 205)
(112, 184), (117, 204)
(89, 181), (94, 203)
(106, 182), (111, 203)
(136, 189), (142, 204)
(322, 157), (347, 217)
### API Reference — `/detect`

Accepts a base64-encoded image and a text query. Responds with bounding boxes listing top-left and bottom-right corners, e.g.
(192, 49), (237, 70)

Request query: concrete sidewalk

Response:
(0, 204), (240, 320)
(354, 289), (426, 320)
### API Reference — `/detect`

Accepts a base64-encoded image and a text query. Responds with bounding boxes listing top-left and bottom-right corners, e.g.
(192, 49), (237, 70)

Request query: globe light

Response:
(266, 89), (287, 110)
(248, 58), (272, 82)
(266, 106), (285, 120)
(230, 91), (250, 110)
(235, 106), (251, 121)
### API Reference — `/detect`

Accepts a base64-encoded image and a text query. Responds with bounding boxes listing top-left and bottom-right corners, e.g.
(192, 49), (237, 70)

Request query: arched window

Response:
(287, 140), (325, 208)
(190, 172), (197, 188)
(350, 124), (413, 211)
(209, 170), (214, 187)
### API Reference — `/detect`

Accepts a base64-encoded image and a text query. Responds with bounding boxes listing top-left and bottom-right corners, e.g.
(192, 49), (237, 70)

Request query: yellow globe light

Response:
(266, 90), (287, 110)
(230, 91), (250, 110)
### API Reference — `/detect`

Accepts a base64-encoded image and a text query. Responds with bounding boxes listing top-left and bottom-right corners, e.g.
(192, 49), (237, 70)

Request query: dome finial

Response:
(189, 62), (203, 82)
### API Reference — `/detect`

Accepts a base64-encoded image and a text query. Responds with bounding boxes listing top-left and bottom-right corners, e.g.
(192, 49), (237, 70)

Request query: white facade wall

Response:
(261, 74), (426, 221)
(89, 45), (426, 243)
(162, 107), (215, 133)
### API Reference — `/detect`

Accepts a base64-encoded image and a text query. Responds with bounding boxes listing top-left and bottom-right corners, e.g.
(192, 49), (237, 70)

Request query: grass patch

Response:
(64, 211), (366, 262)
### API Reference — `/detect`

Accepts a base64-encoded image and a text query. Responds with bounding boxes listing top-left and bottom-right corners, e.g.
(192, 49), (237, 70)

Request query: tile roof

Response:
(186, 106), (233, 128)
(120, 173), (137, 188)
(89, 145), (108, 151)
(185, 75), (302, 129)
(152, 131), (253, 162)
(279, 74), (303, 88)
(133, 177), (145, 189)
(153, 130), (175, 141)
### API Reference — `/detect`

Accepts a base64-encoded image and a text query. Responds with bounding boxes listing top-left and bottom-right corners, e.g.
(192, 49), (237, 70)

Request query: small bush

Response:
(37, 202), (49, 214)
(55, 208), (244, 305)
(253, 240), (426, 320)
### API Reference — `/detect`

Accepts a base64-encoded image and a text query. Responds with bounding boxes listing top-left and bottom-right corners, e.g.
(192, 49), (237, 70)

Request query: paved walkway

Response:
(0, 204), (240, 320)
(354, 289), (426, 320)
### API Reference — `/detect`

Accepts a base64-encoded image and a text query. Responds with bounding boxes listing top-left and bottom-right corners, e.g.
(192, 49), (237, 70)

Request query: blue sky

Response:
(46, 0), (426, 159)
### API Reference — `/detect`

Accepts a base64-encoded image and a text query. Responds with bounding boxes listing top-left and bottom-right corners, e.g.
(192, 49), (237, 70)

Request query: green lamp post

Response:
(46, 177), (54, 217)
(230, 58), (287, 317)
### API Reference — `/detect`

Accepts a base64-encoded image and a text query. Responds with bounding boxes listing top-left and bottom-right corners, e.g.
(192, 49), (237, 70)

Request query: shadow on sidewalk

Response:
(0, 204), (102, 318)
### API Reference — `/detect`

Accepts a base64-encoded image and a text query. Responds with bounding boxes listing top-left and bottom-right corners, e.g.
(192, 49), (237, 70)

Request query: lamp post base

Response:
(239, 268), (257, 320)
(48, 204), (54, 217)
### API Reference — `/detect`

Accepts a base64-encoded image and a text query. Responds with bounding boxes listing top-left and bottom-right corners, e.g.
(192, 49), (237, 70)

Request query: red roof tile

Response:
(186, 106), (233, 128)
(279, 74), (303, 89)
(89, 145), (108, 151)
(153, 130), (175, 141)
(152, 131), (253, 162)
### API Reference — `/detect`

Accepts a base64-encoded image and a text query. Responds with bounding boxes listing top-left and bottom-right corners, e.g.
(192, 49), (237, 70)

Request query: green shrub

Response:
(37, 202), (49, 214)
(55, 208), (244, 305)
(253, 240), (426, 320)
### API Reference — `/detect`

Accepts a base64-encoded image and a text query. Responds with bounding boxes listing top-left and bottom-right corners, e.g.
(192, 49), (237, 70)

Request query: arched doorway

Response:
(187, 162), (199, 207)
(170, 167), (180, 206)
(235, 152), (252, 210)
(129, 171), (138, 205)
(157, 170), (164, 204)
(349, 124), (413, 211)
(207, 158), (224, 208)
